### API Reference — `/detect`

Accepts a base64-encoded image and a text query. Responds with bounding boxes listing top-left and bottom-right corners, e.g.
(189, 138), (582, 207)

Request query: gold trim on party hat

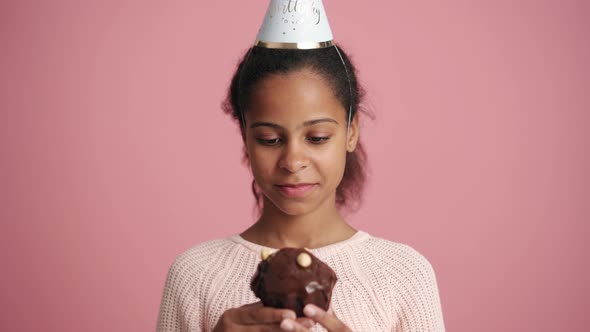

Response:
(255, 0), (334, 49)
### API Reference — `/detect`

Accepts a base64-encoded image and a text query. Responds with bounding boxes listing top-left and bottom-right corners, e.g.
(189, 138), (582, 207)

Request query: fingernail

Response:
(280, 319), (294, 331)
(281, 311), (296, 320)
(303, 304), (317, 317)
(302, 319), (314, 328)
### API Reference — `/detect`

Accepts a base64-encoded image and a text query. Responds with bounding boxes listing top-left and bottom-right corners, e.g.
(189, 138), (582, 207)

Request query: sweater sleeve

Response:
(393, 245), (446, 332)
(156, 255), (204, 332)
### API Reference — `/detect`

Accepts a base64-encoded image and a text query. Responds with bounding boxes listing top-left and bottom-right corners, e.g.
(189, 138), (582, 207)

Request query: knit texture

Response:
(156, 231), (445, 331)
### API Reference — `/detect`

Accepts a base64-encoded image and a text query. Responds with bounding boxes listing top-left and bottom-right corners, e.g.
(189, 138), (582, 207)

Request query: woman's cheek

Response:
(251, 153), (277, 179)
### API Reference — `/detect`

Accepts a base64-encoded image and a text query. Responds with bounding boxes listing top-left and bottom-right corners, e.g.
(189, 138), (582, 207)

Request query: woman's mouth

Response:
(275, 183), (318, 197)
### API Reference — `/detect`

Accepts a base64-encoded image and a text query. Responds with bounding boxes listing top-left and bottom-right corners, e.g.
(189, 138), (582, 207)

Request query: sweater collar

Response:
(229, 230), (371, 258)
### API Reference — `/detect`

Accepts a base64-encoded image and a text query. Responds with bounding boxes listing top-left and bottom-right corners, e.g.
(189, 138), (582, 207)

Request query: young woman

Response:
(156, 45), (446, 332)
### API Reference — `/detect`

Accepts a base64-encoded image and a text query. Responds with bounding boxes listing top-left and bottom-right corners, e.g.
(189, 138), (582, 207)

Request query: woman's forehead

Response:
(247, 70), (346, 125)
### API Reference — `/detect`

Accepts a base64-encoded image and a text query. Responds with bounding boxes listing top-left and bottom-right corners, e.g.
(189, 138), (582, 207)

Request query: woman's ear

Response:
(241, 128), (251, 163)
(242, 145), (250, 167)
(346, 114), (360, 152)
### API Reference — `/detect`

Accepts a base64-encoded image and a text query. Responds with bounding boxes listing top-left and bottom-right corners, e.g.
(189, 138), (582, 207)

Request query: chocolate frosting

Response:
(250, 248), (337, 317)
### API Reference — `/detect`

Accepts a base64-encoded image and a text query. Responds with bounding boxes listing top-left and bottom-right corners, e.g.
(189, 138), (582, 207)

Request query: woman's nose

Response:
(278, 141), (309, 173)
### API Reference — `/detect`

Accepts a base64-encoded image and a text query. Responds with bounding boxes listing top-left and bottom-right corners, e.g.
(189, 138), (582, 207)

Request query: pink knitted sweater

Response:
(157, 231), (445, 331)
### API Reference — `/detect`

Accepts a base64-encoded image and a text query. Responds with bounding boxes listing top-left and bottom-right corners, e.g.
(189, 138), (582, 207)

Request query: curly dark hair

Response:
(222, 44), (370, 213)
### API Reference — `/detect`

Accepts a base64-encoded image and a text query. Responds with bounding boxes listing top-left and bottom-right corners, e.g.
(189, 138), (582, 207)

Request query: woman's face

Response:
(244, 69), (359, 216)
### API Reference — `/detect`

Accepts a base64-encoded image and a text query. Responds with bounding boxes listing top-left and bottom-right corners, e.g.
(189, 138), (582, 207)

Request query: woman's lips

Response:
(275, 183), (318, 197)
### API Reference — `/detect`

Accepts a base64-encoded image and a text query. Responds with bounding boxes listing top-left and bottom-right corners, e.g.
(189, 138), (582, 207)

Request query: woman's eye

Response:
(308, 136), (330, 144)
(256, 138), (281, 146)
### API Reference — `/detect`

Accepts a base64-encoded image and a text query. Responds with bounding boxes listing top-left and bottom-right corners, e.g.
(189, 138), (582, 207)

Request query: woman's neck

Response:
(240, 197), (356, 249)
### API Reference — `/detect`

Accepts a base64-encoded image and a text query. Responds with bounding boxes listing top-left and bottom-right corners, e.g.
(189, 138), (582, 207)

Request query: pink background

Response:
(1, 1), (588, 331)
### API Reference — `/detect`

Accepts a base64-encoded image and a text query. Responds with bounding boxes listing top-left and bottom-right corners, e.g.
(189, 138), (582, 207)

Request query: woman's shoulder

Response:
(165, 236), (244, 280)
(356, 233), (438, 276)
(354, 234), (446, 329)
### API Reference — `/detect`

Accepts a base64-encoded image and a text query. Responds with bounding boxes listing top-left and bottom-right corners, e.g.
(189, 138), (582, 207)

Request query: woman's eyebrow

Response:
(250, 122), (283, 129)
(249, 118), (338, 129)
(303, 118), (339, 126)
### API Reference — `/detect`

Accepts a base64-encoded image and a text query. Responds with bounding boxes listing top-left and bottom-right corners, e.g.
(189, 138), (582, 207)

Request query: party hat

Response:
(255, 0), (334, 49)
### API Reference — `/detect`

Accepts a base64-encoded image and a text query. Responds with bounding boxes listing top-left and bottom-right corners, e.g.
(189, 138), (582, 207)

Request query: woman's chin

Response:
(265, 196), (315, 216)
(276, 202), (312, 216)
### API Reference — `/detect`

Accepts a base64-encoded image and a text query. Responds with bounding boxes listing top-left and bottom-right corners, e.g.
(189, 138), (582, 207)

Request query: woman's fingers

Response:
(222, 302), (319, 331)
(279, 318), (311, 332)
(232, 302), (297, 325)
(295, 317), (315, 328)
(303, 304), (352, 332)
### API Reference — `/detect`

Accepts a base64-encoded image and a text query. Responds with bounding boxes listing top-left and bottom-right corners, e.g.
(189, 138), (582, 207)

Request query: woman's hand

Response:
(213, 302), (314, 332)
(279, 304), (352, 332)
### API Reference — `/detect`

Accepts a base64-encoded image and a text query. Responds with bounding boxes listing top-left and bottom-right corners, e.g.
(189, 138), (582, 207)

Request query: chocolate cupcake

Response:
(251, 247), (337, 317)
